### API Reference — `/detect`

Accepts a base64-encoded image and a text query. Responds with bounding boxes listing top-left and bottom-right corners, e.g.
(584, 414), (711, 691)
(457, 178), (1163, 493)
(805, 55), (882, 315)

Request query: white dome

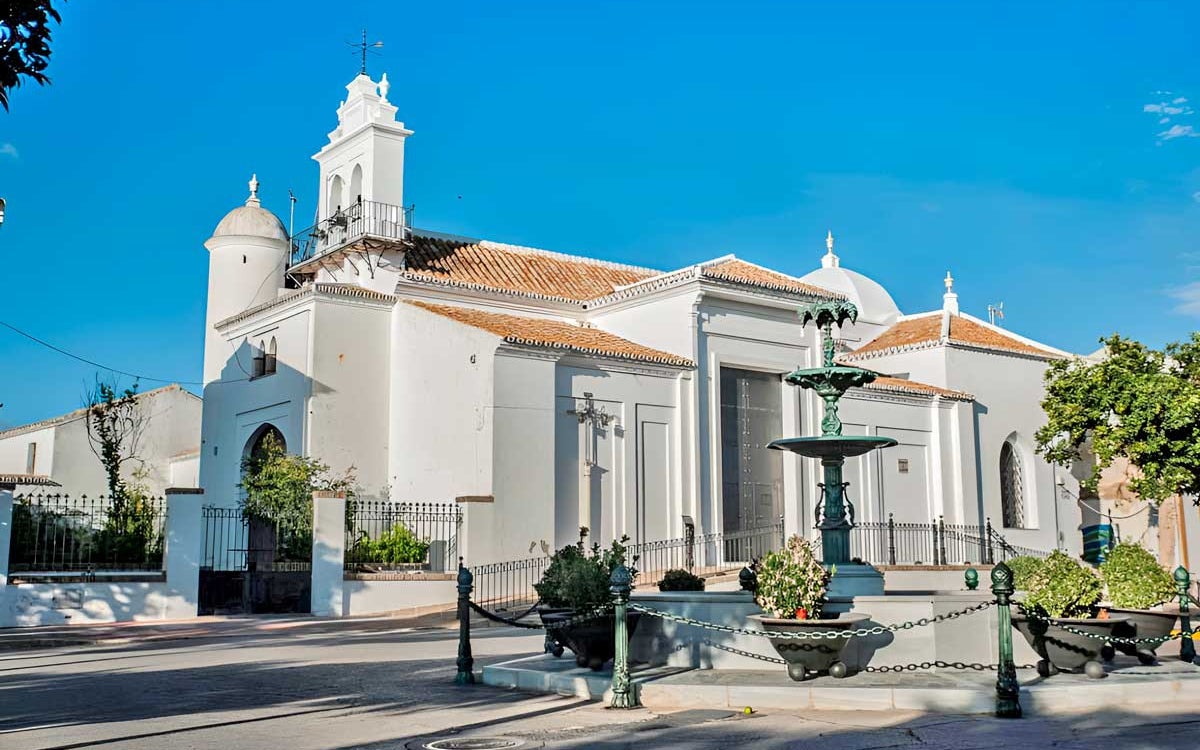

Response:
(211, 174), (288, 242)
(212, 204), (288, 241)
(798, 265), (901, 325)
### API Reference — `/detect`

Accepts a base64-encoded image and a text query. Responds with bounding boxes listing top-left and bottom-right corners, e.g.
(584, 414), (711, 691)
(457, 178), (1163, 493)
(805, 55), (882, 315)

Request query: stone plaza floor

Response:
(2, 620), (1199, 749)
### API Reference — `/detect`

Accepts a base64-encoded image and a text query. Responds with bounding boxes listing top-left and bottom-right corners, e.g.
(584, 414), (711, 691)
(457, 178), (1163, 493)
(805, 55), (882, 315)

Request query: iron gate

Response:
(198, 506), (312, 615)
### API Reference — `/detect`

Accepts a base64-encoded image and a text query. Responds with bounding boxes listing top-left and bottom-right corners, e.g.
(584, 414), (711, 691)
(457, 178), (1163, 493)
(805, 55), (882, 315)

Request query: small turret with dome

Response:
(202, 175), (290, 384)
(798, 232), (902, 326)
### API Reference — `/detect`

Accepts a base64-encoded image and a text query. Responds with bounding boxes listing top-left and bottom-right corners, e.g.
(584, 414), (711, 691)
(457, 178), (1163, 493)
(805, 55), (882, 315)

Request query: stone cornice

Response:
(215, 283), (397, 331)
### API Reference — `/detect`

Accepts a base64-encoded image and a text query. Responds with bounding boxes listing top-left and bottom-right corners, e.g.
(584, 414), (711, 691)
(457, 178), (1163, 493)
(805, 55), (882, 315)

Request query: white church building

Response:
(198, 71), (1087, 566)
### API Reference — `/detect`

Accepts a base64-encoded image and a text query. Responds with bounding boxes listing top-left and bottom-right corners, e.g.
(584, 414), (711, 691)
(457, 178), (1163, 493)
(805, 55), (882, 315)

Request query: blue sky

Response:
(1, 0), (1199, 428)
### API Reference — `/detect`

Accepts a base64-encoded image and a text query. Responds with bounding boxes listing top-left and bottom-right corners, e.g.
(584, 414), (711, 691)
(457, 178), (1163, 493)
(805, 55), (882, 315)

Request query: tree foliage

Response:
(1099, 542), (1176, 610)
(238, 431), (355, 533)
(1023, 550), (1102, 619)
(84, 378), (145, 501)
(0, 0), (61, 111)
(1036, 333), (1200, 505)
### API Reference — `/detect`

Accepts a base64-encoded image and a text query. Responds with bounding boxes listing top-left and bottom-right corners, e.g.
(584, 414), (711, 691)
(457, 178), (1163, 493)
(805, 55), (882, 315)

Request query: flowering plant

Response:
(755, 535), (831, 619)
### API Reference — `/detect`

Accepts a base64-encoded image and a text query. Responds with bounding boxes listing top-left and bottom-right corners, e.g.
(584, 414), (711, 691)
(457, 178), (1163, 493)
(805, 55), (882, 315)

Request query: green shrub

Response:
(351, 524), (430, 564)
(1023, 550), (1102, 618)
(1100, 542), (1175, 609)
(1006, 556), (1045, 590)
(755, 535), (830, 619)
(658, 569), (705, 592)
(534, 532), (637, 612)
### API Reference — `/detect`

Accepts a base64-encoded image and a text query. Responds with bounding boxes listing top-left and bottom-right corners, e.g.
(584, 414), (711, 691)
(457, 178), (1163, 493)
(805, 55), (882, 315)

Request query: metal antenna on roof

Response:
(348, 29), (384, 75)
(988, 302), (1005, 327)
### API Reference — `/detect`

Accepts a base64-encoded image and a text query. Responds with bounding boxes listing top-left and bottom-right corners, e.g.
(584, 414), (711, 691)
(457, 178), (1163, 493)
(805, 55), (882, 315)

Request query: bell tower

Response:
(313, 72), (413, 222)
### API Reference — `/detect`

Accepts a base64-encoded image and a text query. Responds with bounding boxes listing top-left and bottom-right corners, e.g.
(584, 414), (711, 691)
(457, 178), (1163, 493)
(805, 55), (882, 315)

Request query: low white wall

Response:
(341, 577), (457, 616)
(0, 580), (182, 628)
(882, 566), (992, 593)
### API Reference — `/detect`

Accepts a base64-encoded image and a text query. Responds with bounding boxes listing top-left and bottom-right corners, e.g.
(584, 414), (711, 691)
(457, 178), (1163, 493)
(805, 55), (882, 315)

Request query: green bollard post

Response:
(1175, 566), (1196, 664)
(991, 562), (1022, 718)
(455, 561), (476, 685)
(609, 563), (637, 708)
(965, 567), (979, 591)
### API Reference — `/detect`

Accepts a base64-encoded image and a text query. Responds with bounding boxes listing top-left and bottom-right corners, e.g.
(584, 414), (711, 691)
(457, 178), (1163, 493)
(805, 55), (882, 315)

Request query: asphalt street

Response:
(2, 621), (1198, 750)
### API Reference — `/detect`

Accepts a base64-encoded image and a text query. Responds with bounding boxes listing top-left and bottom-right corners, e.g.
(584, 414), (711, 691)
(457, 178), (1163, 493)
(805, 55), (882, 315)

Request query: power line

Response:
(0, 320), (204, 386)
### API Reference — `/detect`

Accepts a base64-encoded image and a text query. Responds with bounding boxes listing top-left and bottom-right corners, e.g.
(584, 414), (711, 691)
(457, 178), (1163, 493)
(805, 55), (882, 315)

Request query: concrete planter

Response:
(1012, 614), (1130, 678)
(1105, 607), (1179, 664)
(749, 612), (870, 681)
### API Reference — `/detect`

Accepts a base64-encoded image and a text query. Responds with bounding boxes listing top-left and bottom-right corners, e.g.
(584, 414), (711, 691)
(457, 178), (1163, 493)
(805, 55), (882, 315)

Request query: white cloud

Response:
(1160, 117), (1171, 124)
(0, 143), (16, 159)
(1175, 97), (1189, 104)
(1144, 103), (1190, 115)
(1159, 124), (1200, 140)
(1170, 282), (1200, 314)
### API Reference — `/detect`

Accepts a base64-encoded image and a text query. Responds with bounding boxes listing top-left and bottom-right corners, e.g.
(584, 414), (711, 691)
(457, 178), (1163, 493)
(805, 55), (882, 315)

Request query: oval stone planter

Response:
(1106, 607), (1179, 664)
(549, 611), (642, 671)
(1012, 614), (1131, 678)
(749, 612), (871, 681)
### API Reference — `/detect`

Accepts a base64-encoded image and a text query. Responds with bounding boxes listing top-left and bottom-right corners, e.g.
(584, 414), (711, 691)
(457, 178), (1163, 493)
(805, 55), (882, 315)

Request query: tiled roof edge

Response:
(411, 228), (662, 276)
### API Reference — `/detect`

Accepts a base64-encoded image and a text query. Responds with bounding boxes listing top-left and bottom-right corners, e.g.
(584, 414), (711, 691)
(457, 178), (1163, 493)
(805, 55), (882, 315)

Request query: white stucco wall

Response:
(942, 346), (1078, 554)
(0, 425), (55, 478)
(390, 303), (497, 502)
(200, 300), (315, 507)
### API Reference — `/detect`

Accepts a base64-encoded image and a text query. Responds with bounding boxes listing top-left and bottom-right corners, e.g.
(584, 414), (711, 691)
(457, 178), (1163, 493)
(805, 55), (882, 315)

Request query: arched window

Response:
(265, 337), (277, 375)
(349, 163), (363, 205)
(252, 339), (266, 378)
(1000, 441), (1026, 528)
(328, 174), (344, 215)
(246, 423), (285, 461)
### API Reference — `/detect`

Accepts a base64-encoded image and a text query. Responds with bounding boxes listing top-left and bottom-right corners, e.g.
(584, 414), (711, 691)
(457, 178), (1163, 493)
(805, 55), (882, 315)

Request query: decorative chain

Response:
(1017, 605), (1200, 646)
(861, 661), (1037, 673)
(467, 600), (616, 631)
(628, 600), (994, 640)
(467, 600), (544, 629)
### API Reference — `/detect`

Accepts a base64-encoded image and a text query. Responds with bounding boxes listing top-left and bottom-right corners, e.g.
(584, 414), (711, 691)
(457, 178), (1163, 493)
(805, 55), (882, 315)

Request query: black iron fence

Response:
(820, 515), (1052, 566)
(345, 501), (462, 573)
(9, 493), (167, 573)
(290, 200), (414, 266)
(470, 520), (784, 612)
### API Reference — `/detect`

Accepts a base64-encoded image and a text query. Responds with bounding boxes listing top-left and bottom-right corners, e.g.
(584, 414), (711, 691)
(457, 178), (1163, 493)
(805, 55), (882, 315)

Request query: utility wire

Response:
(0, 320), (204, 386)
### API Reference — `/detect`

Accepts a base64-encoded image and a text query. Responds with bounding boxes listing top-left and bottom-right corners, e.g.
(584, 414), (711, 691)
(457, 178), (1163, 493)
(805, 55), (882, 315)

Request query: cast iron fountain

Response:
(769, 300), (897, 597)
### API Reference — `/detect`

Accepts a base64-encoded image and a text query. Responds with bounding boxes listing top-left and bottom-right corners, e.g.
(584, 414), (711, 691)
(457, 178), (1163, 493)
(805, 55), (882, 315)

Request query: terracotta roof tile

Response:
(408, 302), (694, 368)
(701, 258), (844, 299)
(402, 235), (657, 302)
(846, 313), (1056, 359)
(864, 376), (974, 401)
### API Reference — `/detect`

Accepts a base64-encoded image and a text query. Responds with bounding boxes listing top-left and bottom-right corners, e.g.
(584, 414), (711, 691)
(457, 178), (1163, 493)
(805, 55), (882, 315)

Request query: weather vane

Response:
(349, 29), (384, 75)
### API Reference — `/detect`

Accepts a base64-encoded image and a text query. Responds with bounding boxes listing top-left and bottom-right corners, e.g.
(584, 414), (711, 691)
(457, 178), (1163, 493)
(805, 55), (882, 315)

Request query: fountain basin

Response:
(769, 435), (899, 459)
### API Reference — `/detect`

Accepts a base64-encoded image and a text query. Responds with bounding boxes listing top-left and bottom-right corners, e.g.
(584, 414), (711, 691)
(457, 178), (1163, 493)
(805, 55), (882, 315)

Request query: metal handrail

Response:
(290, 200), (414, 266)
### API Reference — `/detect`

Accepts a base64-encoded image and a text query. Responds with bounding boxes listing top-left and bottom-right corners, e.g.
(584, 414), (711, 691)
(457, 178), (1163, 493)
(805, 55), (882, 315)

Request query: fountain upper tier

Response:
(768, 435), (899, 459)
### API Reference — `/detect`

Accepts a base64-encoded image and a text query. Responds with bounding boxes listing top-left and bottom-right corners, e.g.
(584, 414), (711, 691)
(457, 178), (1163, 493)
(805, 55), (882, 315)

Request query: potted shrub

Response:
(1005, 555), (1045, 591)
(658, 569), (705, 592)
(1012, 550), (1129, 678)
(533, 532), (640, 670)
(1100, 542), (1179, 664)
(748, 535), (869, 681)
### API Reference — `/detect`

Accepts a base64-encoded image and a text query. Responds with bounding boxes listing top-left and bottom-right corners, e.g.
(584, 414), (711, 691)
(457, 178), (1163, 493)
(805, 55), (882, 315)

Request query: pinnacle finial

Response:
(943, 270), (959, 315)
(944, 270), (954, 293)
(821, 230), (840, 268)
(246, 174), (260, 207)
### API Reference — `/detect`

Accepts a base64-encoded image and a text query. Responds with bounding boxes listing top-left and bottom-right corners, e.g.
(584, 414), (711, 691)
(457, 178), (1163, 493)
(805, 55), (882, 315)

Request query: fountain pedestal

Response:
(768, 302), (897, 600)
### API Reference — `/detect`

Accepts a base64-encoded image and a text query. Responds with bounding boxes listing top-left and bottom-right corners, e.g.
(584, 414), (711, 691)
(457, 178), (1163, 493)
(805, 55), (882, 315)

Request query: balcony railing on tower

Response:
(290, 199), (414, 268)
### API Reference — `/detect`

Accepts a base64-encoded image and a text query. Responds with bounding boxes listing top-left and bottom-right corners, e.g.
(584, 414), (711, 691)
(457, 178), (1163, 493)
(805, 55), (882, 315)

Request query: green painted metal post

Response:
(610, 563), (636, 708)
(965, 567), (979, 591)
(991, 562), (1022, 718)
(1175, 566), (1196, 664)
(455, 561), (475, 685)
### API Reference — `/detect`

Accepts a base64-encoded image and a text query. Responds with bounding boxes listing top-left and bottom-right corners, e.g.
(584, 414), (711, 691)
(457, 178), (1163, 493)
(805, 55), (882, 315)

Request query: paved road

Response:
(2, 621), (1198, 749)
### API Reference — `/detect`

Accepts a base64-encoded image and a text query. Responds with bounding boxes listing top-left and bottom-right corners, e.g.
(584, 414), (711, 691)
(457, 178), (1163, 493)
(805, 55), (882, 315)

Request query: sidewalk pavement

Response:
(0, 607), (473, 651)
